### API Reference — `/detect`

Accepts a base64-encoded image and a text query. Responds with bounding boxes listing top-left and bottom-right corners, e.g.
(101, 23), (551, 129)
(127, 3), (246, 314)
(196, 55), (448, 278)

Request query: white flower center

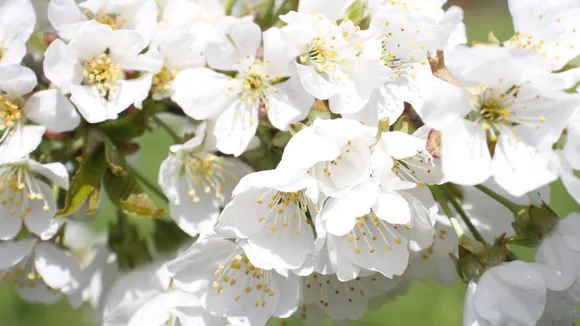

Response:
(231, 61), (281, 110)
(151, 65), (178, 95)
(301, 37), (345, 74)
(392, 149), (434, 186)
(213, 252), (275, 307)
(183, 155), (239, 203)
(0, 94), (21, 133)
(347, 213), (406, 254)
(0, 165), (51, 218)
(255, 190), (312, 235)
(468, 86), (546, 143)
(84, 8), (127, 30)
(82, 53), (121, 97)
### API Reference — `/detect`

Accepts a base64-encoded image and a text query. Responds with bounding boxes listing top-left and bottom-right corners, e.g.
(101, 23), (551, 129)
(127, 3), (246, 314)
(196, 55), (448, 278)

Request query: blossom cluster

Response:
(2, 0), (580, 325)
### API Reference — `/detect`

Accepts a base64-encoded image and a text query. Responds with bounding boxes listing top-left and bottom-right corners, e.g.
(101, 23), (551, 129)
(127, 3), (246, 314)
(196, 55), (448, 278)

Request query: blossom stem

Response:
(131, 166), (167, 201)
(440, 185), (488, 245)
(151, 115), (181, 143)
(474, 184), (522, 214)
(440, 199), (465, 238)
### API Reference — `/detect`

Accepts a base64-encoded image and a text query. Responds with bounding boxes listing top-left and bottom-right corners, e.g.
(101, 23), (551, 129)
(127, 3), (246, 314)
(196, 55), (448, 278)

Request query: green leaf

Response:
(103, 167), (165, 219)
(56, 146), (107, 217)
(104, 138), (127, 176)
(98, 104), (154, 141)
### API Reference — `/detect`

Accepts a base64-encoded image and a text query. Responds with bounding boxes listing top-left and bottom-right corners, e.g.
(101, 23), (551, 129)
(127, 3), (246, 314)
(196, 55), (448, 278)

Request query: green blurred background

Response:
(3, 0), (579, 325)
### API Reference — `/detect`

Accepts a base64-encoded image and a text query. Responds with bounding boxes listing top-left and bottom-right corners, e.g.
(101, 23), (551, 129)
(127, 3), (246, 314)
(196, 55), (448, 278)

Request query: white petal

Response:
(0, 209), (22, 240)
(0, 64), (36, 97)
(263, 27), (293, 77)
(69, 85), (110, 123)
(322, 180), (380, 236)
(298, 0), (355, 20)
(43, 39), (83, 94)
(417, 75), (473, 130)
(27, 160), (70, 190)
(172, 68), (232, 120)
(374, 191), (411, 225)
(128, 291), (200, 326)
(24, 182), (57, 237)
(0, 239), (35, 270)
(24, 89), (80, 132)
(281, 127), (341, 170)
(158, 155), (182, 205)
(213, 100), (259, 157)
(35, 242), (82, 293)
(441, 119), (492, 186)
(206, 20), (261, 71)
(0, 125), (45, 164)
(266, 79), (314, 130)
(47, 0), (85, 40)
(295, 62), (338, 100)
(492, 136), (558, 197)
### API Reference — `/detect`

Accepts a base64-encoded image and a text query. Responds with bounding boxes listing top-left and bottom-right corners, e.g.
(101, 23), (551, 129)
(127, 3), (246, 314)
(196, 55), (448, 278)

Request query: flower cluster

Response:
(2, 0), (580, 325)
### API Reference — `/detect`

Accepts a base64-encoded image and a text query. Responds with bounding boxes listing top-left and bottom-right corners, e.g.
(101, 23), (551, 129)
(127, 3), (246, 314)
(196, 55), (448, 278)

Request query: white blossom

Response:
(47, 0), (157, 42)
(173, 20), (313, 156)
(167, 238), (300, 326)
(0, 0), (36, 65)
(44, 22), (162, 123)
(159, 122), (252, 237)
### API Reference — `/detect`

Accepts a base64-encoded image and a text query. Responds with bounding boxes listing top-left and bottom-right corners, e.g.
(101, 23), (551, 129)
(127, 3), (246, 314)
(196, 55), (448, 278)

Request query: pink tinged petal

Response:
(24, 89), (80, 132)
(321, 180), (380, 236)
(172, 68), (233, 120)
(441, 119), (492, 186)
(47, 0), (85, 40)
(0, 125), (45, 164)
(0, 64), (36, 97)
(213, 100), (259, 157)
(266, 79), (314, 131)
(43, 39), (83, 94)
(492, 136), (558, 197)
(34, 242), (82, 293)
(281, 128), (341, 170)
(373, 191), (411, 225)
(0, 239), (35, 270)
(295, 62), (338, 100)
(27, 160), (70, 190)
